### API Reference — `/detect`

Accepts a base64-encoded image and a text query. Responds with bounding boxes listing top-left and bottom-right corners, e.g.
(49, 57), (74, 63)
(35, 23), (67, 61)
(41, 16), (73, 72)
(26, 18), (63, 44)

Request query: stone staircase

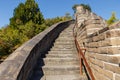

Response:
(30, 24), (87, 80)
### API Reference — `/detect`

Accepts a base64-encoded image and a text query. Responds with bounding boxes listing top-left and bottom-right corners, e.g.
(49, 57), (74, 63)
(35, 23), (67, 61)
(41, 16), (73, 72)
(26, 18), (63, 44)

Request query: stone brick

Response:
(91, 63), (113, 79)
(85, 52), (96, 59)
(86, 37), (93, 43)
(86, 24), (101, 28)
(86, 42), (99, 48)
(104, 62), (120, 74)
(98, 33), (106, 41)
(115, 74), (120, 80)
(99, 47), (108, 54)
(99, 27), (109, 34)
(100, 39), (111, 47)
(86, 28), (100, 35)
(90, 57), (103, 68)
(110, 37), (120, 46)
(87, 47), (99, 53)
(106, 29), (120, 38)
(92, 36), (100, 42)
(91, 67), (110, 80)
(95, 54), (120, 64)
(107, 46), (120, 54)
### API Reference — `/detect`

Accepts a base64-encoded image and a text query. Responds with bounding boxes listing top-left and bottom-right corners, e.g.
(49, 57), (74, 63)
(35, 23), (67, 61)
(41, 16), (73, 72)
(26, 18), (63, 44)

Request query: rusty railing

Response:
(73, 20), (95, 80)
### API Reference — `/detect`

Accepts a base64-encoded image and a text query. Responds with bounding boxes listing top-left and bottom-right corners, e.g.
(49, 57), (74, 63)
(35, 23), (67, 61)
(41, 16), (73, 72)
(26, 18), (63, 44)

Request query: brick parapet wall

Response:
(75, 6), (120, 80)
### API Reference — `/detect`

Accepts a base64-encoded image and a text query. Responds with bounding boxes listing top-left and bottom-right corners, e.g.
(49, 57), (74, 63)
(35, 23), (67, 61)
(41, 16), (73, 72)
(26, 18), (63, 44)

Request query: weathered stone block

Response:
(87, 28), (100, 36)
(98, 33), (106, 41)
(86, 42), (98, 48)
(110, 37), (120, 46)
(100, 39), (111, 47)
(107, 46), (120, 54)
(115, 74), (120, 80)
(91, 66), (110, 80)
(99, 47), (108, 54)
(104, 62), (120, 74)
(87, 47), (99, 53)
(91, 63), (113, 79)
(99, 27), (109, 34)
(85, 52), (96, 59)
(106, 29), (120, 38)
(92, 36), (100, 42)
(90, 57), (103, 68)
(95, 54), (120, 64)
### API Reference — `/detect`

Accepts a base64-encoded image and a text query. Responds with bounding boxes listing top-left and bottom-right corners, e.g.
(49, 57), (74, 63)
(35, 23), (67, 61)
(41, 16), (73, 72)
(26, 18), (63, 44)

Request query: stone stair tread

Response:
(51, 48), (75, 50)
(41, 74), (87, 80)
(56, 38), (74, 40)
(44, 57), (78, 60)
(55, 39), (74, 41)
(54, 42), (74, 48)
(50, 49), (76, 51)
(42, 65), (79, 69)
(46, 54), (77, 58)
(48, 51), (77, 54)
(43, 58), (79, 62)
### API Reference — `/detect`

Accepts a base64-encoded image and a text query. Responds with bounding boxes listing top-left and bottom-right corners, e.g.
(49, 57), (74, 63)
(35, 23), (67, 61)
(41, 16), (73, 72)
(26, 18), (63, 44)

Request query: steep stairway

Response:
(30, 24), (87, 80)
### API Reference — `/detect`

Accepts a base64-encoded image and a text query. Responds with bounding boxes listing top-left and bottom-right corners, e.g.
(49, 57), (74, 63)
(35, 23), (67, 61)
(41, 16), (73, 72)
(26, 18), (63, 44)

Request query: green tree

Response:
(107, 12), (117, 26)
(64, 13), (72, 20)
(10, 0), (44, 27)
(0, 26), (28, 55)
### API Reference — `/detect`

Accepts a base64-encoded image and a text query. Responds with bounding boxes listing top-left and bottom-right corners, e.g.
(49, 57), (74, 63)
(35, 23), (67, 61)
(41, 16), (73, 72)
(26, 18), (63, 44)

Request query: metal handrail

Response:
(73, 20), (95, 80)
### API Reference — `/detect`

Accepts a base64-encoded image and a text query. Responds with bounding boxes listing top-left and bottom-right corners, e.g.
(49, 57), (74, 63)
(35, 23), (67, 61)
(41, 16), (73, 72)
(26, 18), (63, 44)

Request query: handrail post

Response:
(73, 20), (95, 80)
(80, 57), (83, 75)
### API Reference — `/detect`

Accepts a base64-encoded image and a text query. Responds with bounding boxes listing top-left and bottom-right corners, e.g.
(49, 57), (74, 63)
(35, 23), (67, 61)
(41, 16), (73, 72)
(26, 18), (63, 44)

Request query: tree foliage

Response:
(10, 0), (44, 27)
(72, 4), (92, 13)
(107, 12), (117, 26)
(0, 0), (72, 60)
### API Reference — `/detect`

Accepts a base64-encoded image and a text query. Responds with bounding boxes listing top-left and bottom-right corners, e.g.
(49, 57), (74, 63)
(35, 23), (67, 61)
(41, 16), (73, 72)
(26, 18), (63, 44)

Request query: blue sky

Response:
(0, 0), (120, 28)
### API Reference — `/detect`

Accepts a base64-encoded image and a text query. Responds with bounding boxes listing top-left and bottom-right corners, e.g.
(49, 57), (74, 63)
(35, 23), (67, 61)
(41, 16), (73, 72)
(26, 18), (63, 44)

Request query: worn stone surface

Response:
(90, 57), (104, 68)
(91, 63), (113, 79)
(104, 62), (120, 74)
(115, 74), (120, 80)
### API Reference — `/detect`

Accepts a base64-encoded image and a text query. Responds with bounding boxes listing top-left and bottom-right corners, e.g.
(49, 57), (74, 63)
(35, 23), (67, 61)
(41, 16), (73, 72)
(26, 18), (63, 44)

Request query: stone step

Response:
(50, 46), (75, 50)
(42, 65), (80, 75)
(52, 47), (75, 50)
(59, 32), (73, 35)
(54, 41), (74, 46)
(58, 35), (73, 37)
(57, 37), (74, 39)
(59, 33), (73, 35)
(46, 53), (77, 58)
(55, 39), (74, 41)
(48, 50), (77, 54)
(56, 38), (74, 41)
(43, 58), (79, 65)
(50, 48), (76, 51)
(41, 74), (88, 80)
(55, 40), (74, 43)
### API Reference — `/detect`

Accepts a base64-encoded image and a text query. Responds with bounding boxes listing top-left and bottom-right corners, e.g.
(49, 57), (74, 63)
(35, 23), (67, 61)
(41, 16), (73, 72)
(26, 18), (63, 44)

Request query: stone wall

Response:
(75, 6), (120, 80)
(0, 20), (72, 80)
